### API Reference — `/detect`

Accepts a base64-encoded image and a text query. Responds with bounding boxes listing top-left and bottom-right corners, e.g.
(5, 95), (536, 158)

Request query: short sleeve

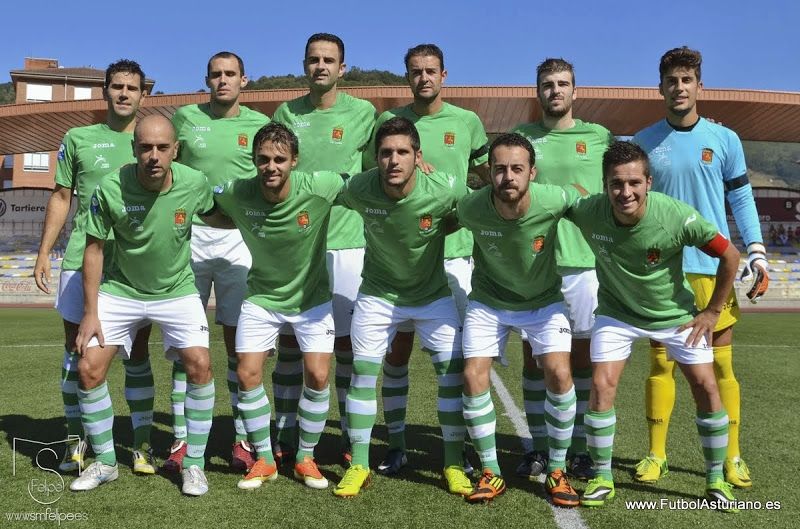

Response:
(312, 171), (346, 204)
(466, 112), (489, 167)
(197, 174), (215, 215)
(54, 132), (76, 188)
(362, 111), (392, 170)
(677, 203), (720, 248)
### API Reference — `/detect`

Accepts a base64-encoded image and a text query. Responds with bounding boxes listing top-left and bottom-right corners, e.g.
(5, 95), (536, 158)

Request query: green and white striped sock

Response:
(571, 367), (592, 454)
(545, 386), (576, 472)
(585, 408), (616, 481)
(696, 409), (729, 483)
(523, 366), (548, 452)
(272, 346), (303, 446)
(382, 361), (409, 452)
(123, 357), (154, 450)
(334, 349), (353, 442)
(184, 380), (215, 470)
(78, 381), (116, 466)
(430, 349), (465, 467)
(239, 385), (274, 462)
(61, 350), (82, 438)
(170, 360), (187, 440)
(463, 390), (500, 475)
(227, 357), (247, 442)
(347, 354), (382, 468)
(297, 386), (330, 461)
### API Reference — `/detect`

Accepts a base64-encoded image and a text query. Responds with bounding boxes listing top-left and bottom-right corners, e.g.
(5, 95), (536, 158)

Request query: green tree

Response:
(245, 67), (406, 90)
(0, 82), (15, 105)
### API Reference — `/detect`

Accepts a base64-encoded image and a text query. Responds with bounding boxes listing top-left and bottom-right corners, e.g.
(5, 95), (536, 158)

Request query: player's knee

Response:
(77, 359), (104, 390)
(237, 365), (262, 389)
(183, 353), (212, 384)
(304, 369), (329, 390)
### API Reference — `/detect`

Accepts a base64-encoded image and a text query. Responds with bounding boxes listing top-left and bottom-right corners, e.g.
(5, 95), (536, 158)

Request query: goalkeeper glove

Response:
(740, 242), (769, 303)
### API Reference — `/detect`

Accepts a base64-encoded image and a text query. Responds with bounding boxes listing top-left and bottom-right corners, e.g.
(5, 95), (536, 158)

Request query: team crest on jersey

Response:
(331, 126), (344, 143)
(174, 208), (187, 226)
(419, 214), (433, 232)
(701, 148), (714, 164)
(646, 247), (661, 266)
(297, 210), (310, 230)
(576, 141), (587, 155)
(532, 235), (545, 254)
(444, 132), (456, 146)
(238, 133), (248, 148)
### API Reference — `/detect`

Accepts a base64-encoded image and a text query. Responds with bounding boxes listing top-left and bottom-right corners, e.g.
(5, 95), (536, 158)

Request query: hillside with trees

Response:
(246, 67), (406, 90)
(0, 82), (15, 105)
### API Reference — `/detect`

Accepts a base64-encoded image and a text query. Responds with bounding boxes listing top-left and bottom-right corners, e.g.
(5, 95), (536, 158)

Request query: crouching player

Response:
(567, 141), (741, 511)
(458, 133), (584, 505)
(205, 123), (341, 490)
(73, 115), (217, 496)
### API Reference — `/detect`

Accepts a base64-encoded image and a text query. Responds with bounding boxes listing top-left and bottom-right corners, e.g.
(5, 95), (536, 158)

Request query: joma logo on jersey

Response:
(93, 142), (116, 149)
(174, 208), (187, 226)
(122, 205), (146, 213)
(365, 207), (388, 215)
(238, 134), (248, 148)
(245, 210), (266, 217)
(592, 233), (614, 243)
(701, 148), (714, 164)
(192, 126), (211, 132)
(419, 214), (433, 232)
(297, 211), (310, 229)
(575, 141), (587, 155)
(480, 229), (503, 238)
(444, 132), (456, 146)
(331, 126), (344, 142)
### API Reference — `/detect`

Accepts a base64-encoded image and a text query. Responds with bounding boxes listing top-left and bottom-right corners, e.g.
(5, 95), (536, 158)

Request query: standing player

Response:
(71, 115), (217, 496)
(333, 117), (469, 498)
(166, 51), (269, 472)
(458, 133), (584, 506)
(272, 33), (376, 464)
(207, 123), (344, 490)
(632, 47), (767, 488)
(567, 141), (740, 510)
(33, 60), (156, 475)
(511, 58), (614, 480)
(363, 44), (489, 474)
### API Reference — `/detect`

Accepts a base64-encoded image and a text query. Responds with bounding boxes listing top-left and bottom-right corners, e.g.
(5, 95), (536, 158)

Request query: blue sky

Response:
(2, 0), (798, 94)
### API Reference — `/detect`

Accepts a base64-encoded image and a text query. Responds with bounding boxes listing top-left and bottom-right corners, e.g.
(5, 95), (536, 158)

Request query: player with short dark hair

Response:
(34, 59), (156, 476)
(567, 141), (740, 511)
(165, 51), (270, 474)
(272, 33), (376, 467)
(511, 57), (614, 481)
(333, 117), (469, 498)
(632, 46), (767, 488)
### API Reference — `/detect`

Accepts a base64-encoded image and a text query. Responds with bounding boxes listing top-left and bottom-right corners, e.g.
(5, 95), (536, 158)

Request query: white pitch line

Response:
(490, 367), (590, 529)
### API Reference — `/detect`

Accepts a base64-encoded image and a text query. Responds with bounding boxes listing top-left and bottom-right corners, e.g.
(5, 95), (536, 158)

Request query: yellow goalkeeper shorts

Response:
(686, 273), (739, 332)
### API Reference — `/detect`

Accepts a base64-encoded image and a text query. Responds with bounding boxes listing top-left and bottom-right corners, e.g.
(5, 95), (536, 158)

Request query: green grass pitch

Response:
(0, 308), (796, 528)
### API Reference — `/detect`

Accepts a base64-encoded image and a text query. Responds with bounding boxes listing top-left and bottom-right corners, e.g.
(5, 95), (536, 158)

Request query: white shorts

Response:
(191, 224), (251, 326)
(463, 300), (572, 359)
(351, 294), (462, 357)
(236, 300), (335, 353)
(88, 292), (209, 360)
(560, 268), (598, 338)
(590, 315), (712, 364)
(55, 270), (83, 324)
(445, 257), (473, 323)
(327, 248), (364, 337)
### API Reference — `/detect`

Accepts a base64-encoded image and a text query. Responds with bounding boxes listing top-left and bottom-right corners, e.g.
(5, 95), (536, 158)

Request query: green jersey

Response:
(273, 92), (376, 250)
(54, 124), (135, 271)
(366, 103), (489, 259)
(566, 192), (720, 330)
(172, 103), (269, 224)
(213, 171), (343, 314)
(458, 183), (580, 311)
(86, 163), (214, 301)
(338, 168), (468, 306)
(512, 119), (614, 269)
